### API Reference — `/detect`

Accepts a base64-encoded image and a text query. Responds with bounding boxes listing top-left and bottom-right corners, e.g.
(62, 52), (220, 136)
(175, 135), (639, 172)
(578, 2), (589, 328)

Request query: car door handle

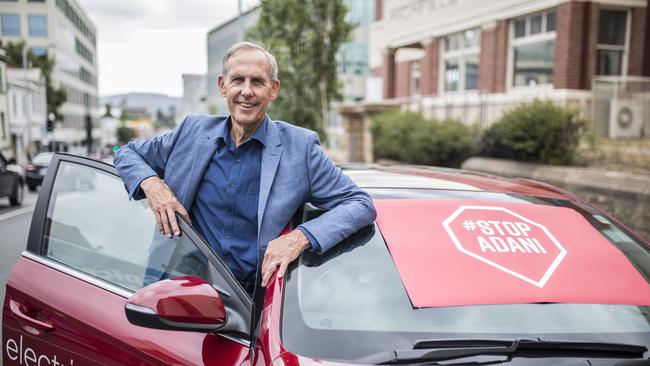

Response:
(9, 299), (55, 332)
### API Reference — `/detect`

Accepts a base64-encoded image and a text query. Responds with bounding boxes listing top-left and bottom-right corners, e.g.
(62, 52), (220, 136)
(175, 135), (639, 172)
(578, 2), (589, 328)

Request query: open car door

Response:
(3, 154), (252, 365)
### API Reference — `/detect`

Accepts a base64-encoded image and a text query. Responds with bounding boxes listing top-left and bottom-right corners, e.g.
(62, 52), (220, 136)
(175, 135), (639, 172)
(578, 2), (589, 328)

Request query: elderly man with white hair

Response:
(114, 41), (376, 295)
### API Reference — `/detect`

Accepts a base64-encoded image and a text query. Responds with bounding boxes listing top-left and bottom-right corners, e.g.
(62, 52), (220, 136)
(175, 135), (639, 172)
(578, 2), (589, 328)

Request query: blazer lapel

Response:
(257, 120), (283, 233)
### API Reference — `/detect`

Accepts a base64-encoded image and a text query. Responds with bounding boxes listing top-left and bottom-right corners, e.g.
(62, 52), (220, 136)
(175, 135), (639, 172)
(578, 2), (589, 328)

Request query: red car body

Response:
(3, 154), (650, 365)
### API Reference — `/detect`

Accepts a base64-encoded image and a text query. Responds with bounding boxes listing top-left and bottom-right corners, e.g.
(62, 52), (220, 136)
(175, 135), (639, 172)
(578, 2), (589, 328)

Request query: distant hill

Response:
(101, 93), (180, 116)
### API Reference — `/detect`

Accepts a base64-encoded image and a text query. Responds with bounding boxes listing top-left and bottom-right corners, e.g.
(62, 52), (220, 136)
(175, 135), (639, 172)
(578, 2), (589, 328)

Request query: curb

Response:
(461, 157), (650, 201)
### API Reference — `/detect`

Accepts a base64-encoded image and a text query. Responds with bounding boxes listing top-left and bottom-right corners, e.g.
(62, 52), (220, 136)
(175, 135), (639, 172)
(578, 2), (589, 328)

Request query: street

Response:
(0, 188), (39, 364)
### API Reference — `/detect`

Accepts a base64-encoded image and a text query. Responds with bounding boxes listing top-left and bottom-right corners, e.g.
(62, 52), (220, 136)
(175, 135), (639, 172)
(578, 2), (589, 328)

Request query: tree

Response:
(116, 125), (136, 145)
(154, 108), (176, 129)
(103, 103), (113, 118)
(248, 0), (353, 137)
(4, 41), (67, 121)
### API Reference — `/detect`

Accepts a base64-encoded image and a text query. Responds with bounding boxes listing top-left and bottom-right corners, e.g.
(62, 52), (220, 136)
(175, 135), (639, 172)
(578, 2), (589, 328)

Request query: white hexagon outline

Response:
(442, 205), (567, 288)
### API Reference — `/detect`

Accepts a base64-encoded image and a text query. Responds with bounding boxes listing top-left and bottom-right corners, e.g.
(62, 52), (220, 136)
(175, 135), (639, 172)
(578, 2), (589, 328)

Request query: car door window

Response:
(42, 161), (214, 292)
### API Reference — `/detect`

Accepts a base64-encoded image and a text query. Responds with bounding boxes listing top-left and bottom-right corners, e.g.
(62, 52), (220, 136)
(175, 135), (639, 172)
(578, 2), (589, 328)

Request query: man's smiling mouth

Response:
(237, 101), (256, 109)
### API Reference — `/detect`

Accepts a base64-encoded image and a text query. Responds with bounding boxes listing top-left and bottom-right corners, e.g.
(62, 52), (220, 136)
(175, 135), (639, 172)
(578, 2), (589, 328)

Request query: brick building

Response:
(368, 0), (650, 137)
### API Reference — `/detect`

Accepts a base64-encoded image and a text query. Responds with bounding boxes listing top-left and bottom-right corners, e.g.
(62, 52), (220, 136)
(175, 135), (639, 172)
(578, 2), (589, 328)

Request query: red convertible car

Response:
(3, 153), (650, 365)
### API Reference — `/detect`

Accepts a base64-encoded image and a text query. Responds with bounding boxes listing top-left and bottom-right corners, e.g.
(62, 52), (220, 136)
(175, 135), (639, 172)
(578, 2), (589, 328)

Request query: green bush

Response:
(480, 100), (586, 165)
(371, 110), (475, 167)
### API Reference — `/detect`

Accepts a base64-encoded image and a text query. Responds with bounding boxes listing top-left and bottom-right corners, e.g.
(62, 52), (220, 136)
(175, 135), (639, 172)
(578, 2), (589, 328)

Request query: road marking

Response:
(0, 205), (35, 221)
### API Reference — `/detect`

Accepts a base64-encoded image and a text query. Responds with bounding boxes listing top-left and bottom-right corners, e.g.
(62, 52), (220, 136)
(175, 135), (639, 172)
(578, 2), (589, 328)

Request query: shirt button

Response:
(235, 158), (241, 163)
(229, 183), (235, 188)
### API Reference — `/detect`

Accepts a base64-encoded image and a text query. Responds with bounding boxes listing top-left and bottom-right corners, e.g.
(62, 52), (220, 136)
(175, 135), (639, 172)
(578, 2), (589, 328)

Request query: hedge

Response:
(479, 100), (586, 165)
(371, 110), (475, 167)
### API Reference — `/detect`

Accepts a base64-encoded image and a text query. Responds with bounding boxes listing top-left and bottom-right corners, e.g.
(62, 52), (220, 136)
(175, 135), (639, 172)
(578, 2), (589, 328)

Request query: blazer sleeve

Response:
(298, 132), (377, 253)
(113, 116), (188, 200)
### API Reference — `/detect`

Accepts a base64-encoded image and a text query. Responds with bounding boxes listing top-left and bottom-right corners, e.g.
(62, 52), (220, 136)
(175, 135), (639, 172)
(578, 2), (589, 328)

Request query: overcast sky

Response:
(78, 0), (258, 97)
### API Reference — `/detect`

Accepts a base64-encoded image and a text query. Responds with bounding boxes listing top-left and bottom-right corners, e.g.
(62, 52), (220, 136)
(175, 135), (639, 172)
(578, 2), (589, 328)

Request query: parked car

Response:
(25, 151), (95, 192)
(0, 152), (24, 206)
(24, 152), (54, 191)
(3, 153), (650, 365)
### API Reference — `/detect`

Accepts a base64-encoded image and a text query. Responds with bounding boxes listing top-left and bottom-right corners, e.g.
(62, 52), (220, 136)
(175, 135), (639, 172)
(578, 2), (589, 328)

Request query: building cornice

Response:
(373, 0), (645, 48)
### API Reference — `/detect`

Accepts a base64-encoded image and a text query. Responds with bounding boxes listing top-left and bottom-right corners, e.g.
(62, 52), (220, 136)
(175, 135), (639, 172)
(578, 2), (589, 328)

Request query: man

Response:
(114, 42), (376, 292)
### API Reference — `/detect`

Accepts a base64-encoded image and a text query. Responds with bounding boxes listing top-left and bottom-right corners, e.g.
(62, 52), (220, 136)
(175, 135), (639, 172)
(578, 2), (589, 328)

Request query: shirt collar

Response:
(217, 115), (268, 147)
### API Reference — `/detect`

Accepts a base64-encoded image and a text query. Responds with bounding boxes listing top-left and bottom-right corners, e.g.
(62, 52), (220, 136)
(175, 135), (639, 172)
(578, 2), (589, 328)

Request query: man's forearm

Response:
(299, 196), (376, 253)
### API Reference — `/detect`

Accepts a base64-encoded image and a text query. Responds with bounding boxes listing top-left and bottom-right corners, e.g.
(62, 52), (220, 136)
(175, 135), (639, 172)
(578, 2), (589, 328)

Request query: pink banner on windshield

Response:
(374, 199), (650, 308)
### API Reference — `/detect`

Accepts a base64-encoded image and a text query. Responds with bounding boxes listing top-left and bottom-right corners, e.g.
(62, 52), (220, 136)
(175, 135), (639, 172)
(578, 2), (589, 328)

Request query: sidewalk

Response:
(462, 157), (650, 199)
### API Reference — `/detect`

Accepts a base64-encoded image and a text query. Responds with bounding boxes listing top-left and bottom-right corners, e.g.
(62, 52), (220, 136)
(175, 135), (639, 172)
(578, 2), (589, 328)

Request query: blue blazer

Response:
(114, 114), (376, 255)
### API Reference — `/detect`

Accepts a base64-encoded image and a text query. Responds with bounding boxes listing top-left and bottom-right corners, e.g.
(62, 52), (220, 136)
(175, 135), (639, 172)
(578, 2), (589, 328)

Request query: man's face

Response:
(219, 49), (280, 129)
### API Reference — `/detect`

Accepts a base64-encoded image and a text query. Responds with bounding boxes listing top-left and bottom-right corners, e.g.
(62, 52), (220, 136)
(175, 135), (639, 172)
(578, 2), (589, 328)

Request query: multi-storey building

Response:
(328, 0), (375, 160)
(180, 73), (207, 118)
(0, 0), (99, 153)
(339, 0), (375, 103)
(369, 0), (650, 138)
(6, 67), (46, 163)
(206, 6), (260, 116)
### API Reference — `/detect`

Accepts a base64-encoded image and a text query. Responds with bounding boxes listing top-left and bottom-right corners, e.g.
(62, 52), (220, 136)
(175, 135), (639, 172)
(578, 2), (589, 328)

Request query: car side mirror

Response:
(125, 276), (227, 332)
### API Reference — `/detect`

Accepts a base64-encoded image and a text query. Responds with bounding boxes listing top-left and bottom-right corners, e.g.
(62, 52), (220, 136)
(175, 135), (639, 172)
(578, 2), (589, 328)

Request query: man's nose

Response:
(241, 79), (253, 96)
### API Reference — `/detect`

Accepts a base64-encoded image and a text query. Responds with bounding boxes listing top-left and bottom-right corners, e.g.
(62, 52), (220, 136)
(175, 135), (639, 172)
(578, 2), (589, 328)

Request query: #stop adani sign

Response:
(374, 199), (650, 308)
(442, 205), (566, 288)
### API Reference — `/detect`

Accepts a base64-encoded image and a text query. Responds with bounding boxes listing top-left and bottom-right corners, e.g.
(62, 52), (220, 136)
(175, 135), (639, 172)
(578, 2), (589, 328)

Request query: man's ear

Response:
(269, 79), (280, 100)
(218, 75), (226, 96)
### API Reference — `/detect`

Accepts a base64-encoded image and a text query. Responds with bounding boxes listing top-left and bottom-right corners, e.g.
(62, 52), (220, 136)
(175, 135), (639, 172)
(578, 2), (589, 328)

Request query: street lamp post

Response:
(237, 0), (244, 42)
(22, 43), (32, 161)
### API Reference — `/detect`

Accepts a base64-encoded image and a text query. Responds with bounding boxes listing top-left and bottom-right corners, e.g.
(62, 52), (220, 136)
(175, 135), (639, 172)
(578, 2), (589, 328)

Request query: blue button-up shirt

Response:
(190, 118), (266, 282)
(189, 117), (320, 282)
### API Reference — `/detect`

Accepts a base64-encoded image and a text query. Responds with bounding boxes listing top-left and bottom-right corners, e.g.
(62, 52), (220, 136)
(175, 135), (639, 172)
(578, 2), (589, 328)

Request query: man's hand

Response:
(140, 176), (191, 238)
(261, 229), (311, 287)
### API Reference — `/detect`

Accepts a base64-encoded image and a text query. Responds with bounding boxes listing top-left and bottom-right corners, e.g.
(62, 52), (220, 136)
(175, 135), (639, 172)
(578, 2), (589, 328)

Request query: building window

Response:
(597, 9), (628, 76)
(410, 62), (421, 95)
(31, 47), (48, 59)
(28, 15), (47, 37)
(510, 10), (556, 87)
(441, 28), (480, 92)
(56, 0), (96, 45)
(1, 13), (20, 36)
(79, 67), (95, 85)
(75, 38), (94, 64)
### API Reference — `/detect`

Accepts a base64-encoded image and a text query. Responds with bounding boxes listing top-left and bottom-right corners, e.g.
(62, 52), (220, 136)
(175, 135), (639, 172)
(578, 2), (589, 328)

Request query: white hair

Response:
(221, 41), (278, 80)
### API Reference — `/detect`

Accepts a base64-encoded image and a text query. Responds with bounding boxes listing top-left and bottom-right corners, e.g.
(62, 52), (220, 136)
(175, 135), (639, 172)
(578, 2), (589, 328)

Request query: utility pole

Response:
(22, 43), (32, 161)
(84, 93), (92, 156)
(237, 0), (244, 42)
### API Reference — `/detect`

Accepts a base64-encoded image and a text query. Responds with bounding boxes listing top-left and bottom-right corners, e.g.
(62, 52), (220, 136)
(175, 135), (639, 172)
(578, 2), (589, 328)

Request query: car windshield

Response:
(282, 190), (650, 361)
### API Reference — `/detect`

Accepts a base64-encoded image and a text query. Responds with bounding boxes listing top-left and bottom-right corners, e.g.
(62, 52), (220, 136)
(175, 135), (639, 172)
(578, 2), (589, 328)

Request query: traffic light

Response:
(46, 117), (54, 132)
